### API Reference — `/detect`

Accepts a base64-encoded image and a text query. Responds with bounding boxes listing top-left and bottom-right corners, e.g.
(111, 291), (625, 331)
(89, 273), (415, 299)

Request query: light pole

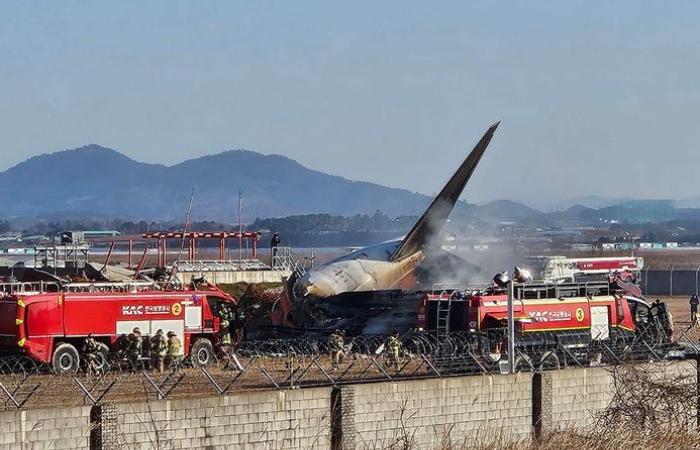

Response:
(507, 280), (515, 373)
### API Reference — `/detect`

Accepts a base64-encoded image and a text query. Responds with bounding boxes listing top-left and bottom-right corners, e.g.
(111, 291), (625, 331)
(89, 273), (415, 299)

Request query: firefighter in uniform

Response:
(218, 303), (234, 346)
(385, 330), (402, 370)
(690, 294), (699, 326)
(329, 329), (345, 370)
(82, 333), (101, 373)
(127, 327), (143, 371)
(150, 329), (167, 373)
(235, 308), (246, 343)
(167, 331), (184, 368)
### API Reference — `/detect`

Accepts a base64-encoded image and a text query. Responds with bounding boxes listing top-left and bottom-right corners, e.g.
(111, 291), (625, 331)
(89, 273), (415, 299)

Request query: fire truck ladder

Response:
(433, 283), (461, 341)
(435, 295), (451, 341)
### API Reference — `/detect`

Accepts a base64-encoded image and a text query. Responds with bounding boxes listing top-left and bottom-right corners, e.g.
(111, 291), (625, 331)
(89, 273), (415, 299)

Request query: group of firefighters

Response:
(328, 329), (404, 370)
(82, 327), (184, 373)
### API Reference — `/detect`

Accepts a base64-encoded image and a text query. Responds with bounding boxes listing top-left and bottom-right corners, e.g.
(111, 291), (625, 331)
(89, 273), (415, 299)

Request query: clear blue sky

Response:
(1, 1), (699, 207)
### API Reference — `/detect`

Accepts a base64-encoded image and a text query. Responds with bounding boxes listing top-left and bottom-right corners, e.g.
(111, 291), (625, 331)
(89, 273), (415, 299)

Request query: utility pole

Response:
(507, 280), (515, 373)
(237, 188), (243, 267)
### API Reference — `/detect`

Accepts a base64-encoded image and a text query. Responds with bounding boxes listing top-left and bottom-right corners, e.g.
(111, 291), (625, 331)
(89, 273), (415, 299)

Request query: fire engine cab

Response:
(0, 283), (237, 373)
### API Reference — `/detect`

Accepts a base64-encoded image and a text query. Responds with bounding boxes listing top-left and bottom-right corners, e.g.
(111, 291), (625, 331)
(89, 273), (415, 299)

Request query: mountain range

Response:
(0, 145), (434, 220)
(0, 145), (693, 224)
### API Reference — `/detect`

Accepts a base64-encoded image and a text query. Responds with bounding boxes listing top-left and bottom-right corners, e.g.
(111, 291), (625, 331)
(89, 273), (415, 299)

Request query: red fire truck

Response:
(417, 279), (672, 368)
(0, 283), (237, 373)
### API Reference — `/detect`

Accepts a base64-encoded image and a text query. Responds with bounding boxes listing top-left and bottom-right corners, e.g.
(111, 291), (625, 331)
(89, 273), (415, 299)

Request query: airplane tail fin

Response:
(390, 122), (500, 262)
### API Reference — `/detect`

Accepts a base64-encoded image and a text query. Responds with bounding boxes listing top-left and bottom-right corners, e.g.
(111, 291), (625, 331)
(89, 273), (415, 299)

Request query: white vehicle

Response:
(527, 256), (644, 283)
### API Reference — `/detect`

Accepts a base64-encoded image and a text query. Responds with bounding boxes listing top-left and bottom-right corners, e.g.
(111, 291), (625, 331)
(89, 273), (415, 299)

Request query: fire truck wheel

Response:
(91, 343), (111, 373)
(52, 343), (80, 374)
(191, 338), (215, 367)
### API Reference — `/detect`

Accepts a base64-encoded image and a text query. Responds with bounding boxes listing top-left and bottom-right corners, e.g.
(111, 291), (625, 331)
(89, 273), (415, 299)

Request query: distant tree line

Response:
(8, 211), (700, 248)
(250, 211), (417, 247)
(0, 218), (232, 238)
(251, 211), (417, 234)
(0, 212), (418, 246)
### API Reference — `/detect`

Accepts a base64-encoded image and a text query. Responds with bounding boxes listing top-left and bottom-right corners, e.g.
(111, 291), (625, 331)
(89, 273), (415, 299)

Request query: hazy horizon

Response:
(2, 2), (699, 205)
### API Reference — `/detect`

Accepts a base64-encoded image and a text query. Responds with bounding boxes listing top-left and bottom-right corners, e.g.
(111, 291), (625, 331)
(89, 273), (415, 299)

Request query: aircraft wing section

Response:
(390, 122), (499, 262)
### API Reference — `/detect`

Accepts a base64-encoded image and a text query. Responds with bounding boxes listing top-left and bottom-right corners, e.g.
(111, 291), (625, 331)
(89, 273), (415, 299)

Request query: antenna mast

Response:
(176, 188), (195, 265)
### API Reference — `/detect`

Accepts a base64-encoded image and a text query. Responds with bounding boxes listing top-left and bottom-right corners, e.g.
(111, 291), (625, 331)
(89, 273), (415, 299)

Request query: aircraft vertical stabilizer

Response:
(390, 122), (499, 262)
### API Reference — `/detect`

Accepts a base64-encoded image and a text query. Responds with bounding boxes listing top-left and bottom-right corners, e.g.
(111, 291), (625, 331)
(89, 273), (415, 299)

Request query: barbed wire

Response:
(0, 329), (696, 412)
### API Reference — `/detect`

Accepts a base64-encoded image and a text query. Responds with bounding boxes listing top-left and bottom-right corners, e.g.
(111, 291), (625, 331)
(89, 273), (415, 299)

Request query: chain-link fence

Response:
(0, 329), (696, 412)
(642, 268), (700, 296)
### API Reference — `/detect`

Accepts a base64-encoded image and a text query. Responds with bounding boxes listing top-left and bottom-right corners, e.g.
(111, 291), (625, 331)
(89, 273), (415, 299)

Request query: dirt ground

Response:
(655, 296), (700, 343)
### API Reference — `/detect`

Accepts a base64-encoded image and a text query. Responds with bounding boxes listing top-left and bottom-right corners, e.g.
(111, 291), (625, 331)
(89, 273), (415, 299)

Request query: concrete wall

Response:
(108, 387), (331, 450)
(0, 406), (90, 450)
(0, 361), (696, 450)
(538, 360), (697, 432)
(540, 367), (616, 431)
(339, 374), (532, 449)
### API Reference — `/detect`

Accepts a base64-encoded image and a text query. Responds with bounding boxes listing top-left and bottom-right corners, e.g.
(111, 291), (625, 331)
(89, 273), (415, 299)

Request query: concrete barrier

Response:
(0, 360), (696, 450)
(0, 406), (91, 449)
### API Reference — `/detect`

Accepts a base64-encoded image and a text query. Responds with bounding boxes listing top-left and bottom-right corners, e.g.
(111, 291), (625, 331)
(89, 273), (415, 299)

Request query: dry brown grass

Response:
(381, 362), (700, 450)
(466, 428), (700, 450)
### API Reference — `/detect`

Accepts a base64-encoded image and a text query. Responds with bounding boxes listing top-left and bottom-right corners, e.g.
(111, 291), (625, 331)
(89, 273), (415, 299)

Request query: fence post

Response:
(645, 267), (649, 293)
(507, 281), (515, 373)
(532, 372), (552, 441)
(670, 266), (674, 297)
(90, 405), (102, 450)
(696, 355), (700, 430)
(330, 387), (356, 450)
(330, 387), (343, 450)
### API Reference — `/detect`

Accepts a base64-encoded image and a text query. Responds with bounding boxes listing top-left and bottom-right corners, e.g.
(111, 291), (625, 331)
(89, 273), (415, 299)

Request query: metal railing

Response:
(174, 259), (270, 273)
(0, 282), (61, 295)
(512, 280), (611, 301)
(271, 247), (307, 276)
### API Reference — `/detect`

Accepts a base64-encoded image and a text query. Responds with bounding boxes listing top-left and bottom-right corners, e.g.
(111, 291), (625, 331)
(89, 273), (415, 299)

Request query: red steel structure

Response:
(142, 231), (262, 267)
(92, 231), (264, 269)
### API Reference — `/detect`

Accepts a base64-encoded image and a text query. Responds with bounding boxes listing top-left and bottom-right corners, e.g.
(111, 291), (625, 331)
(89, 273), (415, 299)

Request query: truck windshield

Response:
(207, 296), (233, 318)
(628, 300), (649, 325)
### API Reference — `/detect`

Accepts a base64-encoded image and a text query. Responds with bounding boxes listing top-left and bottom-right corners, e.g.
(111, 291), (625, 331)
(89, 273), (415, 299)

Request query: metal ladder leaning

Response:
(435, 290), (452, 341)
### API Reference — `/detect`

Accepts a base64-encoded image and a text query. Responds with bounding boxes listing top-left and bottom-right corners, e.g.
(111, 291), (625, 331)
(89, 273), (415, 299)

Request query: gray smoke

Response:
(418, 209), (528, 288)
